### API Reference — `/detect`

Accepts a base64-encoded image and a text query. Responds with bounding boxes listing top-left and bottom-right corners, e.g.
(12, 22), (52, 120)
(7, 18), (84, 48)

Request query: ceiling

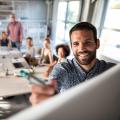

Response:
(0, 0), (33, 20)
(0, 1), (13, 19)
(0, 0), (50, 20)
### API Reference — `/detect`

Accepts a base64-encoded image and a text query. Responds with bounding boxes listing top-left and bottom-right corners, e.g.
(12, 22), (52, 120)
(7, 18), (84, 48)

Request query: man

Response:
(7, 13), (23, 50)
(23, 37), (37, 66)
(29, 22), (115, 105)
(26, 37), (35, 58)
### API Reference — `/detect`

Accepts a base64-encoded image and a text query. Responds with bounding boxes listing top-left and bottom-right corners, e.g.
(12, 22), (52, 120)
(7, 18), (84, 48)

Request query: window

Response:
(100, 0), (120, 61)
(104, 0), (120, 29)
(55, 1), (81, 45)
(67, 1), (80, 22)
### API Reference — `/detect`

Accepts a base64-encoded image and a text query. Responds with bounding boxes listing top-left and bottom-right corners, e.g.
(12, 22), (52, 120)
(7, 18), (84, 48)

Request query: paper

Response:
(11, 58), (25, 63)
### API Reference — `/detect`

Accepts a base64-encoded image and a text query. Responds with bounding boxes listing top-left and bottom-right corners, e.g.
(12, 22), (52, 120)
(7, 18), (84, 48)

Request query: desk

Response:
(0, 48), (30, 75)
(0, 76), (31, 97)
(0, 66), (48, 97)
(0, 66), (49, 119)
(0, 47), (49, 118)
(0, 48), (31, 118)
(0, 47), (22, 58)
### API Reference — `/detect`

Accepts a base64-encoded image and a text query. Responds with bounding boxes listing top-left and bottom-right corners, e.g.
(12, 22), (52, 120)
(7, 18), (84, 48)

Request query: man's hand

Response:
(29, 80), (56, 106)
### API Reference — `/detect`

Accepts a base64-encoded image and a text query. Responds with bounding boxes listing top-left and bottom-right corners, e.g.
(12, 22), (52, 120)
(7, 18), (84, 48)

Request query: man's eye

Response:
(73, 42), (79, 46)
(85, 42), (92, 45)
(84, 41), (95, 45)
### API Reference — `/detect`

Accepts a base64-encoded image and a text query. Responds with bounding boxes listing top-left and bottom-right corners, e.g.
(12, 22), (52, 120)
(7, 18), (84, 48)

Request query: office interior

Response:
(0, 0), (120, 119)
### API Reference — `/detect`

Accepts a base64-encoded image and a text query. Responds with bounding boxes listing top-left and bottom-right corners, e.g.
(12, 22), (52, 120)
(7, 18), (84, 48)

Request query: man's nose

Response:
(78, 42), (86, 51)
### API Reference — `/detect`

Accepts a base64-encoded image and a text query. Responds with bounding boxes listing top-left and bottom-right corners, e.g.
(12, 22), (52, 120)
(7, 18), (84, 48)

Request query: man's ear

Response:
(96, 39), (100, 49)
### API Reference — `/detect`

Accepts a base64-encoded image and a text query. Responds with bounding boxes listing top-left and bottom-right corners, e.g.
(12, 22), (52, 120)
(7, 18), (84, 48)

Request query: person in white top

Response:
(24, 37), (37, 65)
(26, 37), (35, 58)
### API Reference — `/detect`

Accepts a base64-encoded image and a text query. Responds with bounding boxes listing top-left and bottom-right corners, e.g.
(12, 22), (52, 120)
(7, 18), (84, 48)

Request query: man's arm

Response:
(19, 22), (23, 43)
(29, 80), (56, 106)
(29, 63), (66, 106)
(6, 23), (10, 38)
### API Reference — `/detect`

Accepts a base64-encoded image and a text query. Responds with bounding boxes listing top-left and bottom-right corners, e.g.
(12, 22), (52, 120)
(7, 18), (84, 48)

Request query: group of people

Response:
(24, 35), (71, 77)
(0, 14), (116, 107)
(0, 13), (71, 79)
(0, 14), (23, 50)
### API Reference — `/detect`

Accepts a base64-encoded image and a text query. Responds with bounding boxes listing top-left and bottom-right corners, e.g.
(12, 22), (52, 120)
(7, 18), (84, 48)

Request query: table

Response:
(0, 48), (30, 74)
(0, 76), (31, 97)
(0, 47), (49, 119)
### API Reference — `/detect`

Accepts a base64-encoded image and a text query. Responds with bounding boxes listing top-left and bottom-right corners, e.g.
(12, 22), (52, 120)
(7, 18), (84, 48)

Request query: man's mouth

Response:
(78, 53), (89, 58)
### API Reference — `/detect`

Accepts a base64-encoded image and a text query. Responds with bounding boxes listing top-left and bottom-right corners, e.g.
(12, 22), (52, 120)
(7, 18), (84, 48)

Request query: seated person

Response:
(56, 44), (70, 63)
(0, 31), (10, 47)
(43, 44), (70, 77)
(24, 37), (37, 66)
(39, 37), (53, 65)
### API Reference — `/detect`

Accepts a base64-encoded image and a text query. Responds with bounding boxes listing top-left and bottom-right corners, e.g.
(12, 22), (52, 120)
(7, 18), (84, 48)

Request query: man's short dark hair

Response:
(69, 22), (97, 43)
(26, 37), (33, 41)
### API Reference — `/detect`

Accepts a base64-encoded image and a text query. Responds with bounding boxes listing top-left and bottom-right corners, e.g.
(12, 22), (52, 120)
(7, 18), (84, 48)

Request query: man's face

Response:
(27, 39), (32, 48)
(10, 15), (16, 22)
(71, 30), (99, 65)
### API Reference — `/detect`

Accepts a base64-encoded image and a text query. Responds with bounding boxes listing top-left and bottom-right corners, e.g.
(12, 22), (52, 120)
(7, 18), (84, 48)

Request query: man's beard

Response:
(74, 51), (96, 65)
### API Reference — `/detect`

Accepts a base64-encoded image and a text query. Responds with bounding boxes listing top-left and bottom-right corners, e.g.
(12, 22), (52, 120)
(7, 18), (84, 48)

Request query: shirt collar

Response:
(73, 58), (100, 75)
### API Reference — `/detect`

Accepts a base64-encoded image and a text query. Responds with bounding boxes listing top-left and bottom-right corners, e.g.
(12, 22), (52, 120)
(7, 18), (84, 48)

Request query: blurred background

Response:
(0, 0), (119, 60)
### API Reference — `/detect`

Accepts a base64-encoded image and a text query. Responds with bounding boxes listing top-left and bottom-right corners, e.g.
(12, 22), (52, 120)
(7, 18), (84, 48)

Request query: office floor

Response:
(0, 94), (31, 119)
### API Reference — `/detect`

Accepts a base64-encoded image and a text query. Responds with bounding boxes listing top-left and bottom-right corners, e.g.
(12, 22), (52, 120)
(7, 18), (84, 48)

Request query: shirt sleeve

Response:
(49, 63), (67, 92)
(7, 23), (10, 37)
(19, 22), (23, 42)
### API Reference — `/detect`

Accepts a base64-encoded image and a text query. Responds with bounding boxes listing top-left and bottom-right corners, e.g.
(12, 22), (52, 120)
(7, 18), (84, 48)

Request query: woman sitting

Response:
(56, 44), (70, 63)
(43, 43), (70, 77)
(39, 37), (53, 65)
(0, 31), (10, 47)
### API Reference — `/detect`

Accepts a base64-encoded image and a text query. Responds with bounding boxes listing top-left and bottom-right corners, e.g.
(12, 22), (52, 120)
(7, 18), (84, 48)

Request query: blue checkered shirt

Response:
(49, 58), (115, 93)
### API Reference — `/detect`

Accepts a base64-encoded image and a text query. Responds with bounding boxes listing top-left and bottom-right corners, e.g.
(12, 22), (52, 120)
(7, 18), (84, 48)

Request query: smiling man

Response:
(29, 22), (115, 105)
(70, 23), (99, 72)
